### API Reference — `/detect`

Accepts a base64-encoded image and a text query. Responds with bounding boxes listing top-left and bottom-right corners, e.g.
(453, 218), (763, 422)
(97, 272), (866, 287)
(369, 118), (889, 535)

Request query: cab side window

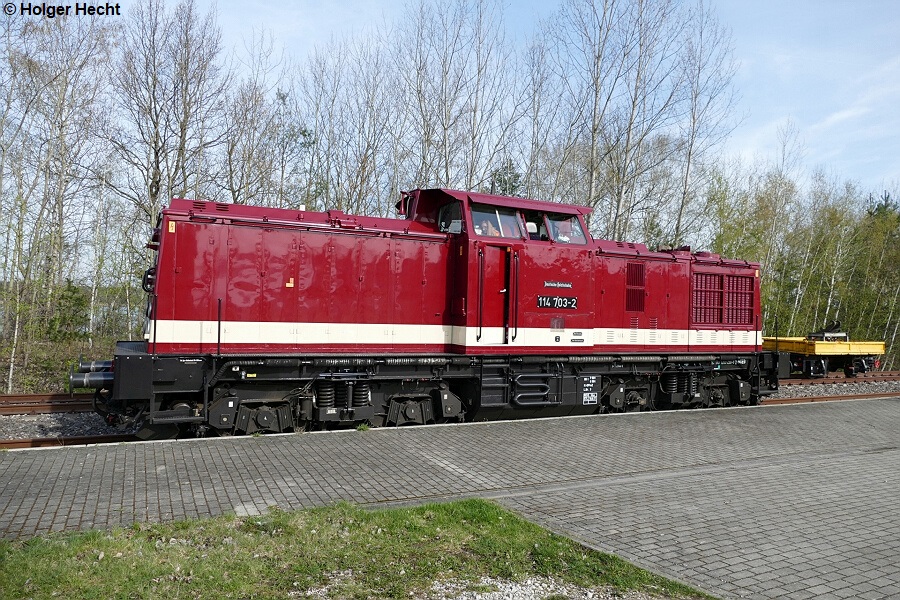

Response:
(472, 204), (523, 238)
(438, 202), (463, 233)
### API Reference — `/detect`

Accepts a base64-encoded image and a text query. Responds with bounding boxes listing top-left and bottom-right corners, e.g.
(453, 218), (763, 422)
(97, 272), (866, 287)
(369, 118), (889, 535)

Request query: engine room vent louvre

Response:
(693, 273), (754, 326)
(692, 272), (723, 324)
(725, 275), (754, 325)
(626, 262), (645, 286)
(192, 201), (205, 211)
(625, 262), (645, 312)
(215, 203), (230, 212)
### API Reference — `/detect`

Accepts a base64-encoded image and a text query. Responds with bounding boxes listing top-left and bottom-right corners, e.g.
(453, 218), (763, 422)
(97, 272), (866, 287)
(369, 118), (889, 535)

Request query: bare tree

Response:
(298, 30), (400, 214)
(0, 17), (115, 391)
(516, 28), (584, 203)
(221, 31), (281, 205)
(547, 0), (627, 214)
(297, 42), (348, 211)
(392, 0), (520, 193)
(109, 0), (229, 225)
(600, 0), (687, 240)
(537, 0), (735, 242)
(267, 87), (314, 208)
(669, 0), (736, 246)
(341, 37), (396, 214)
(219, 32), (312, 207)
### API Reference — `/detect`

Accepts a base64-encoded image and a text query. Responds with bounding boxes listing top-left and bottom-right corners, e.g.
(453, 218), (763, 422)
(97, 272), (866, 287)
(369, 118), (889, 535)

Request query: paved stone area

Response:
(1, 398), (899, 599)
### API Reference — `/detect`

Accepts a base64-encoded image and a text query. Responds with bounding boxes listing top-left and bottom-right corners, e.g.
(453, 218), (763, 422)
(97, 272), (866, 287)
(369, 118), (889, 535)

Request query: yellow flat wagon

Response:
(762, 336), (885, 377)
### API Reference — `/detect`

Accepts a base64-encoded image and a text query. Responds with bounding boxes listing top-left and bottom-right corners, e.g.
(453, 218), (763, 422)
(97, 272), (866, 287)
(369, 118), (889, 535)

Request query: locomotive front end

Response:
(68, 221), (164, 435)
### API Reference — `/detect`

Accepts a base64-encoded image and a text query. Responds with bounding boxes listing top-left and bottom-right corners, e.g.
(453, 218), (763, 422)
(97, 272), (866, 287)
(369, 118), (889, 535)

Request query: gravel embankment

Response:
(0, 411), (126, 440)
(765, 380), (900, 400)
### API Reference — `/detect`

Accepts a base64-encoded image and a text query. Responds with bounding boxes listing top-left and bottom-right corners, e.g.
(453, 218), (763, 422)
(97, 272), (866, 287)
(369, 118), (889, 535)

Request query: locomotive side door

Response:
(470, 202), (527, 347)
(477, 244), (513, 345)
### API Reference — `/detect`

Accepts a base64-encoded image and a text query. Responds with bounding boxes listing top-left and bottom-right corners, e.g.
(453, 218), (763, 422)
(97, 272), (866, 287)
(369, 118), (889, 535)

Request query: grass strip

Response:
(0, 498), (713, 599)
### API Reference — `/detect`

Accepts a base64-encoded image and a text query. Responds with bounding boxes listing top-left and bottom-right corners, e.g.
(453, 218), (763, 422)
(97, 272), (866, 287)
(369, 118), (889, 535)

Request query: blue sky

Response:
(207, 0), (899, 194)
(716, 0), (900, 193)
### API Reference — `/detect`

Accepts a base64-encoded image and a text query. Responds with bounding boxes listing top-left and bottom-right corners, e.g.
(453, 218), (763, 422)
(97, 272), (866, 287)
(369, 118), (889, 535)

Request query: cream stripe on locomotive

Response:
(595, 328), (763, 348)
(145, 320), (763, 349)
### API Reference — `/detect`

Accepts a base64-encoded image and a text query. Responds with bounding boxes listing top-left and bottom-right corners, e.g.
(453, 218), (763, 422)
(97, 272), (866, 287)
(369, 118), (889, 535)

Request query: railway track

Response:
(760, 391), (900, 405)
(0, 393), (94, 416)
(779, 371), (900, 386)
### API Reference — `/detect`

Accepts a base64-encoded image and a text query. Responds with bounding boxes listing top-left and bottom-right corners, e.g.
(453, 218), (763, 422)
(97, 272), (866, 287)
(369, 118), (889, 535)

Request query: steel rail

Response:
(779, 371), (900, 386)
(0, 393), (95, 416)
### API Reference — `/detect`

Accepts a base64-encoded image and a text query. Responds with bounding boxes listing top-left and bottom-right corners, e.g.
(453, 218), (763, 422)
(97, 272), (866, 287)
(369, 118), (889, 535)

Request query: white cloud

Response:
(807, 107), (870, 136)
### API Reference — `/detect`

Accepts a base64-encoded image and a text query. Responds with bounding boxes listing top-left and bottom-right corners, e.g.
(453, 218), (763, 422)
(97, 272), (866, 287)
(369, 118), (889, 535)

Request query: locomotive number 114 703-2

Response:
(537, 295), (578, 310)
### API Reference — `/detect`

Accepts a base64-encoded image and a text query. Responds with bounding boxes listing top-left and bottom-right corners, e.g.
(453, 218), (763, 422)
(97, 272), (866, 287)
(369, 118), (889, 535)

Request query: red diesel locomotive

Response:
(73, 188), (784, 438)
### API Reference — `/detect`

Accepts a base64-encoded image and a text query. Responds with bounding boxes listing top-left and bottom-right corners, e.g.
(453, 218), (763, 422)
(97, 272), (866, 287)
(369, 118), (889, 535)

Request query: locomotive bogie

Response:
(74, 188), (783, 437)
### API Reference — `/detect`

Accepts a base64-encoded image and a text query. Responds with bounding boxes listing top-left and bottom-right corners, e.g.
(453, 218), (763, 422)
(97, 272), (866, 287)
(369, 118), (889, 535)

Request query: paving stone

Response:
(1, 398), (899, 599)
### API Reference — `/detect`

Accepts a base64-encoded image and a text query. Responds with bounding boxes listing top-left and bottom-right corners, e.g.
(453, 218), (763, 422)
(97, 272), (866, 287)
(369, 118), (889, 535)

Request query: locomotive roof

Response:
(166, 188), (591, 222)
(164, 197), (439, 237)
(162, 194), (757, 268)
(164, 188), (593, 236)
(428, 188), (593, 215)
